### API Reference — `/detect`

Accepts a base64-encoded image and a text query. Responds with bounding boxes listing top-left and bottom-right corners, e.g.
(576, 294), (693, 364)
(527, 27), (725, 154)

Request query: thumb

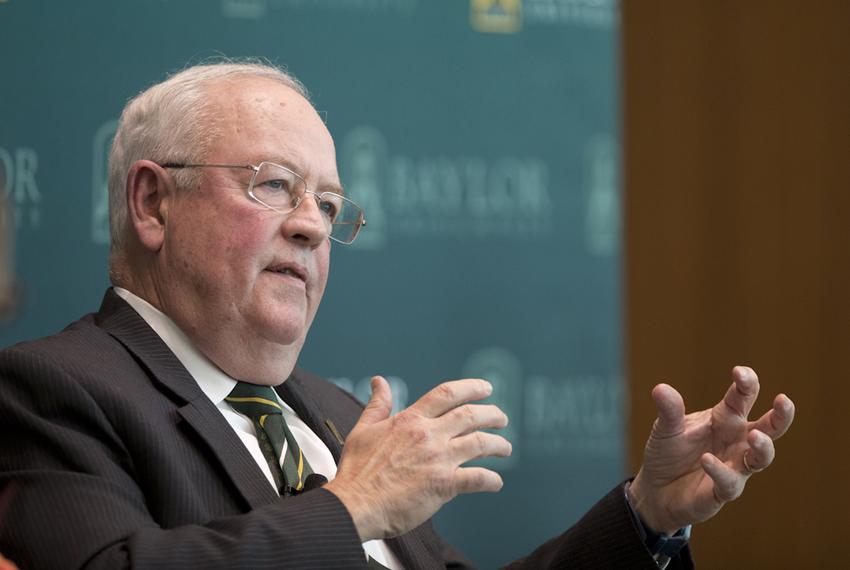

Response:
(651, 383), (686, 437)
(357, 375), (393, 426)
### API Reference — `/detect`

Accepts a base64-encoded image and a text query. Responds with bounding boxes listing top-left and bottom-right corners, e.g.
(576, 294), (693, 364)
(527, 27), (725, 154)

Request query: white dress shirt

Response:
(114, 288), (400, 569)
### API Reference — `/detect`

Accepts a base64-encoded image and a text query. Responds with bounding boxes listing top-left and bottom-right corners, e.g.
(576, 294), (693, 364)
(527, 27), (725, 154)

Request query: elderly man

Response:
(0, 62), (794, 569)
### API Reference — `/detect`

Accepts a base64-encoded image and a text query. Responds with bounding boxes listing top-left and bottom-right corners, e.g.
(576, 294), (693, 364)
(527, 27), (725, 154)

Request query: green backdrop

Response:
(0, 0), (623, 566)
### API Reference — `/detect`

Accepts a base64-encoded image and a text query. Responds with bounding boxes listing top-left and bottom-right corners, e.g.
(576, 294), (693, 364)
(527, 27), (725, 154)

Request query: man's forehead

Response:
(203, 79), (339, 177)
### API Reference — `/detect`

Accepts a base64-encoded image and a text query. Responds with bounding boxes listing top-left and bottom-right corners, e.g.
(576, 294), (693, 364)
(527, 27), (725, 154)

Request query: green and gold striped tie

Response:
(226, 382), (313, 495)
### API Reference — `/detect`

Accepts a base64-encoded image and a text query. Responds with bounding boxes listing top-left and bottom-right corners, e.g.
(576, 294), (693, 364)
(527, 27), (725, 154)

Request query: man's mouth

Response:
(266, 263), (307, 283)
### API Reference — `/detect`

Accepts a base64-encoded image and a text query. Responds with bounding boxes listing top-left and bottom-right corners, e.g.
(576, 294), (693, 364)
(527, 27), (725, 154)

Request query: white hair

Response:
(107, 59), (309, 283)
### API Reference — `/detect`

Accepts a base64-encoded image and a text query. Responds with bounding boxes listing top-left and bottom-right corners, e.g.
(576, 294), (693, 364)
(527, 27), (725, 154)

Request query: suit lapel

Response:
(276, 373), (345, 463)
(174, 401), (280, 509)
(276, 373), (447, 570)
(95, 289), (279, 510)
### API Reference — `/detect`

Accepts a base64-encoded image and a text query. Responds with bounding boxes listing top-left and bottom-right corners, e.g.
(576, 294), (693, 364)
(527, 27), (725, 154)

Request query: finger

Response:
(356, 376), (393, 426)
(438, 404), (508, 436)
(743, 429), (775, 473)
(412, 379), (493, 418)
(450, 431), (512, 464)
(701, 452), (744, 503)
(650, 383), (686, 437)
(750, 393), (795, 440)
(721, 366), (760, 418)
(454, 466), (504, 494)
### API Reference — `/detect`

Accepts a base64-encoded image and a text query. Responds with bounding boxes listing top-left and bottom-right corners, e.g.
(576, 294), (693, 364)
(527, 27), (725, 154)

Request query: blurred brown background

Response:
(625, 1), (849, 566)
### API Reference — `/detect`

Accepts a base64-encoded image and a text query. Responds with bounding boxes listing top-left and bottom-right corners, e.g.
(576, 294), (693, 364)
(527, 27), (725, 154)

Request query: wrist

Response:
(324, 479), (384, 542)
(625, 480), (691, 569)
(628, 471), (679, 535)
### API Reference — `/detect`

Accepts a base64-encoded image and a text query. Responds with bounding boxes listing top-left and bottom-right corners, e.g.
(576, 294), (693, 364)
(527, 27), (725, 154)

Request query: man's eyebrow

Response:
(318, 181), (345, 196)
(265, 157), (345, 196)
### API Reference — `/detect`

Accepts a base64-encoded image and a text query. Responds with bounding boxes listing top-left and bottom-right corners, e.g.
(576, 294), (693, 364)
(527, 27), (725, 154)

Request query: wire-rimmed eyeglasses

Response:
(159, 161), (366, 245)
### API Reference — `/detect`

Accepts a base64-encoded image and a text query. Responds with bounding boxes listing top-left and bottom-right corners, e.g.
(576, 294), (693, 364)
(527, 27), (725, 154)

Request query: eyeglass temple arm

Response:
(158, 163), (256, 171)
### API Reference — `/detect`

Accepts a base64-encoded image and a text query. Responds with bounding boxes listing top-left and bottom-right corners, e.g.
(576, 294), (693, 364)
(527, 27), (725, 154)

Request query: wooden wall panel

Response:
(624, 1), (850, 565)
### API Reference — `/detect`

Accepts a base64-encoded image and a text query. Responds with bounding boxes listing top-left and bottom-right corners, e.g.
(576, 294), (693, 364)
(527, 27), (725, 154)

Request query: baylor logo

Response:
(340, 126), (554, 245)
(524, 374), (622, 455)
(470, 0), (522, 33)
(0, 147), (41, 230)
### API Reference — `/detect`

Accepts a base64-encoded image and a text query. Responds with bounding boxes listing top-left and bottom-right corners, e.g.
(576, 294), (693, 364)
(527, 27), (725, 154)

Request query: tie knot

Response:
(225, 381), (283, 420)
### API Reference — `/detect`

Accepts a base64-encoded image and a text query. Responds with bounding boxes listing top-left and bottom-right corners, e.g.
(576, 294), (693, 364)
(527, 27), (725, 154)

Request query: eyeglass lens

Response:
(250, 162), (363, 244)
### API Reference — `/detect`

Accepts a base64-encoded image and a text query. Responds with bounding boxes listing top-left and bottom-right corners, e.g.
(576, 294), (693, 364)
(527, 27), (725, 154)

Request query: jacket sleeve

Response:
(0, 346), (369, 570)
(502, 484), (694, 569)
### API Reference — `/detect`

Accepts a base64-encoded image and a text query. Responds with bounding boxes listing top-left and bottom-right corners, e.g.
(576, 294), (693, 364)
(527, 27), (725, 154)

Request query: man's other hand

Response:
(629, 366), (795, 534)
(0, 553), (18, 570)
(325, 376), (512, 541)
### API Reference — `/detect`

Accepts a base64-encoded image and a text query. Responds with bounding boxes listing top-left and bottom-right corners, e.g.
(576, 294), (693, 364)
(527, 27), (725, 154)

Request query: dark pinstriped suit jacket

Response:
(0, 290), (692, 569)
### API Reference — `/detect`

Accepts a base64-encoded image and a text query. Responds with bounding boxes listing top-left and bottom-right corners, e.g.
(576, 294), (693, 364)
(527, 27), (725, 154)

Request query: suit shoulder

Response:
(0, 312), (118, 369)
(0, 312), (142, 407)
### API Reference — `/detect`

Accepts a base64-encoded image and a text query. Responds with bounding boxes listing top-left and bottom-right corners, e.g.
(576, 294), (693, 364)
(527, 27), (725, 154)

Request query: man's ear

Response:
(126, 160), (171, 252)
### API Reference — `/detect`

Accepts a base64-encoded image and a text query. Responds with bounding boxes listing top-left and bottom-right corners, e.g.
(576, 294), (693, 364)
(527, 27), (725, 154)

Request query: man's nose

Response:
(282, 193), (330, 247)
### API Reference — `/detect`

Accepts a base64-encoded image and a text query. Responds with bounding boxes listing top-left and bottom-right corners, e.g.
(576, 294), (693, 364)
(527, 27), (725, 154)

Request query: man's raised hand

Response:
(628, 366), (795, 534)
(325, 376), (512, 541)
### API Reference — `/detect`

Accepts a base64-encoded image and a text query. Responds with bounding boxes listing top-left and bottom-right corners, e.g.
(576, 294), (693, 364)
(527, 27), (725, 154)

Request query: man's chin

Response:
(254, 317), (309, 351)
(226, 340), (303, 384)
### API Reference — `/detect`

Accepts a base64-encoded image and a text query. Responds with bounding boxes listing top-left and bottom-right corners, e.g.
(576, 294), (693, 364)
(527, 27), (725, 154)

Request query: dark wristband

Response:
(650, 525), (692, 558)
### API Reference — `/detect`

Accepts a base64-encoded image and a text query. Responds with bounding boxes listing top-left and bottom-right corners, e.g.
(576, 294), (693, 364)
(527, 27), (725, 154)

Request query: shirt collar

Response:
(113, 287), (236, 405)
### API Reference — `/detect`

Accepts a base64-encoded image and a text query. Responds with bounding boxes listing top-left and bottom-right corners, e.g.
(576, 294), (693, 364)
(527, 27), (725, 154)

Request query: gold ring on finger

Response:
(743, 449), (764, 474)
